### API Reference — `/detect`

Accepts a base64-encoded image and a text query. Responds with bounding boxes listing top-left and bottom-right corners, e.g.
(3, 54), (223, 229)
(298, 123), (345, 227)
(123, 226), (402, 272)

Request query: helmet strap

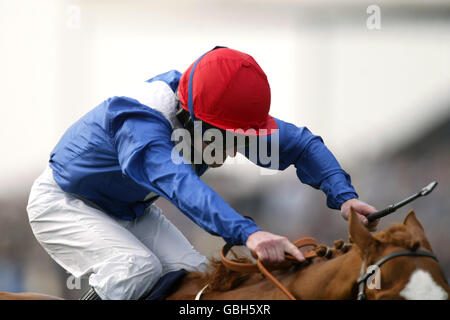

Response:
(187, 46), (228, 122)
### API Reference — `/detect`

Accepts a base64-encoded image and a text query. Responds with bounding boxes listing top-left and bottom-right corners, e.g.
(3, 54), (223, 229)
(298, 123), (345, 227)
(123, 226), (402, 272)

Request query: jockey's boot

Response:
(144, 269), (187, 300)
(80, 287), (102, 300)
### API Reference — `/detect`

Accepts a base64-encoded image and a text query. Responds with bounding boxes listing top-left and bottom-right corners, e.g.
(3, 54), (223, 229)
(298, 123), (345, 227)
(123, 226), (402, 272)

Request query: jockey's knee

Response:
(90, 252), (162, 300)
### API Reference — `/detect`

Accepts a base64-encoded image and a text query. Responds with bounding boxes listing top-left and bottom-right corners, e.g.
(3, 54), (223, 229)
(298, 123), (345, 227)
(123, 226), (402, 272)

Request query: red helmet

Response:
(178, 47), (277, 136)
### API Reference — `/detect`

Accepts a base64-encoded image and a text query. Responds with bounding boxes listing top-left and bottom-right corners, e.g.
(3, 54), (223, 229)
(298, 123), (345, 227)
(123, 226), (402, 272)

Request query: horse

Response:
(167, 209), (450, 300)
(1, 209), (449, 300)
(0, 292), (62, 300)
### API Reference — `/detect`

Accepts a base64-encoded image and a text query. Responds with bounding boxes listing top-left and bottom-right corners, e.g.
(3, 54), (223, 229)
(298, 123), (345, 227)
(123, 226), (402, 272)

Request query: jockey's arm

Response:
(109, 98), (261, 246)
(239, 117), (377, 228)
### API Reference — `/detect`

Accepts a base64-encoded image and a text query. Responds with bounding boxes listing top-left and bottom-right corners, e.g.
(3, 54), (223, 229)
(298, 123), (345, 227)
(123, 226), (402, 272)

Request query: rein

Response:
(220, 237), (319, 300)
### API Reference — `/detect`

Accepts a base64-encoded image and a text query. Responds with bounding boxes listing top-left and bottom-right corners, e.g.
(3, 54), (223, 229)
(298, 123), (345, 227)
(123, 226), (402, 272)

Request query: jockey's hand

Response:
(340, 198), (379, 232)
(245, 230), (305, 264)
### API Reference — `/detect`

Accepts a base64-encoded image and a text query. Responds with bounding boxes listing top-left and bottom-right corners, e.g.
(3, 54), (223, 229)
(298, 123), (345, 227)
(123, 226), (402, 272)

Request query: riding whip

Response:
(366, 181), (438, 222)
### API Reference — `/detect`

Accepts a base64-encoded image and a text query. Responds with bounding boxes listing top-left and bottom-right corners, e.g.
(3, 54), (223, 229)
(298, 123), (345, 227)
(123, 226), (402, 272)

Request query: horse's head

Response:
(348, 208), (450, 299)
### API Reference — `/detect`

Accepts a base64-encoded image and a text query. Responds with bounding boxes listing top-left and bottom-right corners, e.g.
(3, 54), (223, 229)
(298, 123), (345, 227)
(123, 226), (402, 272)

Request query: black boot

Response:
(80, 287), (102, 300)
(144, 269), (187, 300)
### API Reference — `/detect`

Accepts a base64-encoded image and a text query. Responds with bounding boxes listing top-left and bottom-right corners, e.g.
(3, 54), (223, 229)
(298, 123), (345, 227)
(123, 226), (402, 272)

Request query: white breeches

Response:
(26, 165), (209, 300)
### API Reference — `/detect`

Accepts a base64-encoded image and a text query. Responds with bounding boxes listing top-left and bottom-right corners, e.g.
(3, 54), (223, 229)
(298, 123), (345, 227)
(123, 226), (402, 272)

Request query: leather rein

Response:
(220, 237), (319, 300)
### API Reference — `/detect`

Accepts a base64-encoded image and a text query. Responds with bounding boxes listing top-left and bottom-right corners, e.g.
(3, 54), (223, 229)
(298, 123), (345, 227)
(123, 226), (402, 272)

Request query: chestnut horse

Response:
(167, 210), (450, 300)
(1, 209), (449, 300)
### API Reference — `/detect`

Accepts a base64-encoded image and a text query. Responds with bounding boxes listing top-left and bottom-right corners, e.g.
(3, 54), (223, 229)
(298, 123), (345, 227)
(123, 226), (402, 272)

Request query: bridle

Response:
(356, 249), (438, 300)
(217, 182), (440, 300)
(220, 242), (439, 300)
(356, 181), (439, 300)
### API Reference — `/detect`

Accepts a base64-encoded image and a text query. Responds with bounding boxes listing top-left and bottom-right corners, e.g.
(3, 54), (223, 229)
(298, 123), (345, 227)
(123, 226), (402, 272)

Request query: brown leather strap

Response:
(292, 237), (318, 248)
(287, 237), (318, 261)
(256, 259), (296, 300)
(220, 237), (318, 300)
(220, 245), (259, 273)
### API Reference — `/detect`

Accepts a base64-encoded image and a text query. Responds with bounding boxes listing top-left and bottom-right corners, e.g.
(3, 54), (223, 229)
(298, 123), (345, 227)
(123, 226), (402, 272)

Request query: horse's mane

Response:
(194, 241), (354, 292)
(372, 223), (425, 250)
(194, 221), (422, 292)
(198, 256), (255, 292)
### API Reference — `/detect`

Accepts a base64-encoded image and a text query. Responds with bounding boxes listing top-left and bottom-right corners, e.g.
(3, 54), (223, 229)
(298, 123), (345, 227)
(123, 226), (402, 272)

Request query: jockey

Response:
(26, 47), (378, 300)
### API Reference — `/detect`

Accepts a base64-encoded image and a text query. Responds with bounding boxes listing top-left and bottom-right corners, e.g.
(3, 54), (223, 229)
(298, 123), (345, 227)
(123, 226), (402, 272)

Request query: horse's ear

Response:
(349, 207), (377, 253)
(403, 211), (423, 231)
(403, 210), (433, 251)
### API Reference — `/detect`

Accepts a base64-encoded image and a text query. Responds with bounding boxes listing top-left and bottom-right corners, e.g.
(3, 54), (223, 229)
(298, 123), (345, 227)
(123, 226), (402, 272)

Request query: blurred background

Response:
(0, 0), (449, 299)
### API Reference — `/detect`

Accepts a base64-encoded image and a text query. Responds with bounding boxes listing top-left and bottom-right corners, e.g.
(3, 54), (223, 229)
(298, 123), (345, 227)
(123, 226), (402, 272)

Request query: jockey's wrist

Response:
(336, 193), (359, 210)
(240, 225), (263, 246)
(340, 198), (358, 211)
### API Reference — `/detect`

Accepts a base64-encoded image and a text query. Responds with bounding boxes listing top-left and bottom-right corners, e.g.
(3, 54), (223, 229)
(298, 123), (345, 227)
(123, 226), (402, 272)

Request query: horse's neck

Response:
(290, 248), (363, 299)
